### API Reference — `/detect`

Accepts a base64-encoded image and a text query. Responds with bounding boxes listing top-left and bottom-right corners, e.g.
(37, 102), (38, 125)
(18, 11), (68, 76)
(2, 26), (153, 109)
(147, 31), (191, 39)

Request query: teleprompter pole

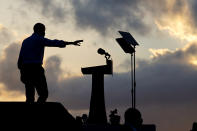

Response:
(131, 54), (134, 108)
(133, 46), (136, 109)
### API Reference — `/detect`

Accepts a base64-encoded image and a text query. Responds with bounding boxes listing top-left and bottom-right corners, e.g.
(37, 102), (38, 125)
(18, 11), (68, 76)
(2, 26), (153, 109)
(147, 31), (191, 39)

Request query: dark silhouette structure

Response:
(122, 108), (156, 131)
(124, 108), (143, 131)
(109, 109), (121, 125)
(191, 122), (197, 131)
(76, 116), (83, 129)
(0, 102), (156, 131)
(82, 114), (88, 125)
(116, 31), (139, 109)
(81, 107), (155, 131)
(18, 23), (83, 103)
(0, 102), (77, 130)
(81, 48), (113, 124)
(141, 125), (156, 131)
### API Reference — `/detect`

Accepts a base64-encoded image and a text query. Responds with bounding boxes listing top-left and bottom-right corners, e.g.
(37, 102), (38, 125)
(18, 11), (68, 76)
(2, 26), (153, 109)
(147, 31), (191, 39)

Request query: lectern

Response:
(81, 48), (113, 124)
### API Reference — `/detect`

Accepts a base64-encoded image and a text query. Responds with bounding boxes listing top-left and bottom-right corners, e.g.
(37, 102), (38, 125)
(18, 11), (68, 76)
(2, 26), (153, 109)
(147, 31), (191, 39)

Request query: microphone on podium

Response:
(97, 48), (111, 59)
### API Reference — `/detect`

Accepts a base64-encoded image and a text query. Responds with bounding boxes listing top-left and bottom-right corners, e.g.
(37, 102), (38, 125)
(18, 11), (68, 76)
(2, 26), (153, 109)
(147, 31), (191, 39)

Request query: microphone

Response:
(97, 48), (111, 58)
(97, 48), (106, 55)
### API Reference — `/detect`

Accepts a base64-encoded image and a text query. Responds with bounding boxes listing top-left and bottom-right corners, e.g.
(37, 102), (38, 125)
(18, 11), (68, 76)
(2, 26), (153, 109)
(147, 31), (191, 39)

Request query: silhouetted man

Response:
(123, 108), (143, 131)
(18, 23), (82, 103)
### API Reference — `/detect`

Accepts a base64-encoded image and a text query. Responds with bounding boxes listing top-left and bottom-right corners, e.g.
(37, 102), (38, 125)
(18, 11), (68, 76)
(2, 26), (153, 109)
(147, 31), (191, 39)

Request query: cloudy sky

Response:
(0, 0), (197, 131)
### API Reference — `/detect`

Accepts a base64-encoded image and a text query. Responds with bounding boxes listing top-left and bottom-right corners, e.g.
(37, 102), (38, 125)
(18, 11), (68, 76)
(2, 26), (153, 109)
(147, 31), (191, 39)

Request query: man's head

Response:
(33, 23), (45, 37)
(124, 108), (143, 129)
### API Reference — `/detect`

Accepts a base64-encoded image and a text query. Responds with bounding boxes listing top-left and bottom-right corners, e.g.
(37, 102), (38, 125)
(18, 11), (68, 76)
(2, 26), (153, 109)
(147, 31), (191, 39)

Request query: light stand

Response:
(116, 31), (139, 109)
(133, 46), (136, 108)
(131, 53), (134, 108)
(131, 47), (136, 108)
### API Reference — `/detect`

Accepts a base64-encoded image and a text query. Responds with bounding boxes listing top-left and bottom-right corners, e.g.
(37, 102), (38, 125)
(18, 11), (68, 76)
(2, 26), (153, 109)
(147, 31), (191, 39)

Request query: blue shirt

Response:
(18, 33), (66, 68)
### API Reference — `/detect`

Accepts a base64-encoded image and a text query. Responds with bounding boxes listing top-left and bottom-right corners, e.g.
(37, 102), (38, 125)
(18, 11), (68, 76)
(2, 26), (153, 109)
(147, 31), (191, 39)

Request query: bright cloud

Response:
(153, 0), (197, 42)
(149, 48), (173, 58)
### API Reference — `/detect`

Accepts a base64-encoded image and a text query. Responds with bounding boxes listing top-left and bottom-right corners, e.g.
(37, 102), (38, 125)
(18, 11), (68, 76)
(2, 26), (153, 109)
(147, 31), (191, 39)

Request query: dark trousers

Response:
(20, 64), (48, 103)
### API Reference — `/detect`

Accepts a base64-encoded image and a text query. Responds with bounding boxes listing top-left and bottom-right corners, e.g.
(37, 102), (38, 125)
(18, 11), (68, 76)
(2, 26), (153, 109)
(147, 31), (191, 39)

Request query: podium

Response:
(82, 51), (113, 124)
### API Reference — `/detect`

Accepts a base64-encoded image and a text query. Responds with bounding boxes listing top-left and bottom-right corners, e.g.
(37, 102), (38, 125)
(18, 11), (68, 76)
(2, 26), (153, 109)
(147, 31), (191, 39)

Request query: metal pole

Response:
(131, 54), (134, 108)
(134, 46), (136, 109)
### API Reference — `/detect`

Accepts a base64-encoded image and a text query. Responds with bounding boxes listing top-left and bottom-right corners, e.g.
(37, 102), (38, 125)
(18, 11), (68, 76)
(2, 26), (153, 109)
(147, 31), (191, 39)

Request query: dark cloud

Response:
(23, 0), (69, 23)
(22, 0), (151, 35)
(21, 0), (197, 37)
(45, 55), (91, 109)
(0, 43), (23, 92)
(0, 26), (15, 45)
(189, 0), (197, 28)
(136, 50), (197, 106)
(172, 0), (186, 13)
(71, 0), (151, 35)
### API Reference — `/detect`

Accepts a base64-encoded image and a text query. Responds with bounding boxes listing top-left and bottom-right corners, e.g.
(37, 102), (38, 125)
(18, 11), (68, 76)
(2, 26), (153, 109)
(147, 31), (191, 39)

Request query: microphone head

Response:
(97, 48), (105, 55)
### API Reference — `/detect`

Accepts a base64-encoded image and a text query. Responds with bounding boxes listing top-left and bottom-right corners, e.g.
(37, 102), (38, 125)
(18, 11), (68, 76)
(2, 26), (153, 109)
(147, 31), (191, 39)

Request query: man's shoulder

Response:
(23, 33), (44, 43)
(23, 34), (34, 41)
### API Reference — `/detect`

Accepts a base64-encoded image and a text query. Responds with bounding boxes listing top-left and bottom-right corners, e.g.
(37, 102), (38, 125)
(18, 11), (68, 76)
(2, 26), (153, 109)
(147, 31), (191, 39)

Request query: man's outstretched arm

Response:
(43, 38), (83, 47)
(64, 40), (83, 46)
